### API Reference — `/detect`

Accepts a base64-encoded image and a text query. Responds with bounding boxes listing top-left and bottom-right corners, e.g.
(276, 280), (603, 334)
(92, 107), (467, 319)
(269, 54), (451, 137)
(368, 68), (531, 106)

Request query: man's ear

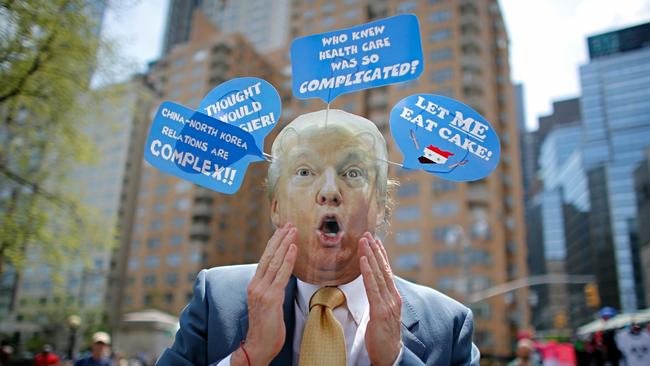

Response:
(271, 197), (280, 227)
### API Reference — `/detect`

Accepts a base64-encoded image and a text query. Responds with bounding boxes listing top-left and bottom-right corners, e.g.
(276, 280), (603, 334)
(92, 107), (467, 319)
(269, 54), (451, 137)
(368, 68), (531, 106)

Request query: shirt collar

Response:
(296, 275), (368, 325)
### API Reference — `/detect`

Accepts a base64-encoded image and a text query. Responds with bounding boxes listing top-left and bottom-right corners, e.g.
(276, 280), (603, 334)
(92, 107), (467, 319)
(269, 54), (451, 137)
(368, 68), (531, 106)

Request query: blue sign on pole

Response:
(291, 14), (423, 103)
(390, 94), (500, 182)
(144, 77), (282, 195)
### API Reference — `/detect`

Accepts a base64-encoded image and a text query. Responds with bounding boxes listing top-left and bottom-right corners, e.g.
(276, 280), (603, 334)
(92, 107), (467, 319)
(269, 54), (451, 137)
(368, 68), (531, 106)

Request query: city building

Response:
(117, 11), (284, 319)
(634, 147), (650, 306)
(162, 0), (202, 54)
(523, 98), (583, 331)
(579, 21), (650, 312)
(162, 0), (290, 55)
(202, 0), (290, 53)
(2, 78), (155, 352)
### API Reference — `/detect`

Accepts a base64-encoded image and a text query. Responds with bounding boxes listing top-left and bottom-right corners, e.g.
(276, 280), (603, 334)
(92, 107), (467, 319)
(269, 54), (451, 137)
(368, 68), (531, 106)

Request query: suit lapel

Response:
(397, 280), (426, 360)
(271, 275), (296, 366)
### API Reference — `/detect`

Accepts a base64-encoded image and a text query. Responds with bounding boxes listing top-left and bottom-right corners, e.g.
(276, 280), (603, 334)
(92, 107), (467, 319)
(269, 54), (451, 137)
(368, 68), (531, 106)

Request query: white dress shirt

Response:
(218, 275), (402, 365)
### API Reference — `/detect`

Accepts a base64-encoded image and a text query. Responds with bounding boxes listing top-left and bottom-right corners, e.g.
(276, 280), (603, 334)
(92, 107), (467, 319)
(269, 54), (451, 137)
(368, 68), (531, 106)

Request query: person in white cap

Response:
(74, 332), (112, 366)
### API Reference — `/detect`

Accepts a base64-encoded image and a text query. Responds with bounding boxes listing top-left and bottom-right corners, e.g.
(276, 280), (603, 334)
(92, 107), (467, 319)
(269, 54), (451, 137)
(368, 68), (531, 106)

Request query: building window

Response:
(167, 253), (181, 267)
(430, 29), (451, 42)
(437, 276), (455, 291)
(188, 272), (196, 283)
(321, 3), (336, 13)
(189, 251), (202, 264)
(175, 199), (190, 211)
(192, 49), (208, 62)
(343, 9), (359, 19)
(189, 81), (202, 93)
(397, 79), (419, 91)
(170, 235), (183, 247)
(475, 330), (494, 347)
(395, 206), (420, 221)
(147, 238), (161, 249)
(303, 9), (315, 19)
(430, 47), (452, 62)
(155, 184), (168, 194)
(469, 276), (491, 292)
(432, 179), (457, 194)
(321, 16), (335, 28)
(145, 256), (159, 268)
(128, 258), (139, 270)
(430, 67), (453, 84)
(174, 57), (187, 68)
(395, 229), (421, 246)
(397, 182), (419, 197)
(434, 251), (460, 267)
(466, 250), (492, 265)
(144, 294), (153, 305)
(173, 217), (186, 227)
(430, 9), (451, 23)
(397, 1), (417, 13)
(154, 203), (165, 213)
(433, 225), (455, 241)
(164, 293), (174, 305)
(175, 181), (192, 192)
(432, 201), (459, 216)
(143, 275), (156, 287)
(395, 253), (420, 270)
(166, 273), (178, 285)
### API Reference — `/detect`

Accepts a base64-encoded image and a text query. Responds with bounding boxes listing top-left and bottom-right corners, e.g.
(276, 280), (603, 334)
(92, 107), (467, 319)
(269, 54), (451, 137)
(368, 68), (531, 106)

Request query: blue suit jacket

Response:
(157, 264), (480, 365)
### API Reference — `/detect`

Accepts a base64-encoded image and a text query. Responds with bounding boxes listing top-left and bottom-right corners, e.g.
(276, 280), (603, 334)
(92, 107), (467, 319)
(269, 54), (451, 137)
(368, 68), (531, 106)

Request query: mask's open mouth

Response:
(320, 215), (340, 237)
(317, 215), (344, 245)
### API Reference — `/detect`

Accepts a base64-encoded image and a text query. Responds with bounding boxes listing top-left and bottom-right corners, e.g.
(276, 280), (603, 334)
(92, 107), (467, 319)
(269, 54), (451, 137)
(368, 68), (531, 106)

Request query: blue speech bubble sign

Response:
(199, 77), (281, 151)
(144, 101), (265, 195)
(291, 14), (423, 103)
(390, 94), (500, 182)
(187, 77), (282, 194)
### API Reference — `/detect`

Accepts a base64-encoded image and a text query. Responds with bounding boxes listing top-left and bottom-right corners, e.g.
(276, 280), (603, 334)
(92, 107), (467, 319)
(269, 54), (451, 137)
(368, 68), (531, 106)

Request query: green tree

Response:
(0, 0), (114, 276)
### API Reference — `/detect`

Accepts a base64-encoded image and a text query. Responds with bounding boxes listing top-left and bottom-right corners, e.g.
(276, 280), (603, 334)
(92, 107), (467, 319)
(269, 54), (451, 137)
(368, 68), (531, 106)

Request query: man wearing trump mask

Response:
(156, 109), (480, 366)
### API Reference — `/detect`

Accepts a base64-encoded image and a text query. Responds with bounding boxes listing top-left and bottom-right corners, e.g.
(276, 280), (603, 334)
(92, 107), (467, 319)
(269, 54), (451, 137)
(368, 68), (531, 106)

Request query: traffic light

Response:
(554, 311), (567, 329)
(584, 282), (601, 308)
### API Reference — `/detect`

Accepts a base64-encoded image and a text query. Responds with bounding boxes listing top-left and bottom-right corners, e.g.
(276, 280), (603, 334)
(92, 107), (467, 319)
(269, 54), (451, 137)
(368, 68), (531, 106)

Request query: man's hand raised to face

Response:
(360, 233), (403, 366)
(232, 223), (297, 366)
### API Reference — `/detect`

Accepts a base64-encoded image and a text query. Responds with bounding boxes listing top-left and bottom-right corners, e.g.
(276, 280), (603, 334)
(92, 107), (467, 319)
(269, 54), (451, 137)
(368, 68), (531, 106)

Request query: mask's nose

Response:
(316, 168), (342, 206)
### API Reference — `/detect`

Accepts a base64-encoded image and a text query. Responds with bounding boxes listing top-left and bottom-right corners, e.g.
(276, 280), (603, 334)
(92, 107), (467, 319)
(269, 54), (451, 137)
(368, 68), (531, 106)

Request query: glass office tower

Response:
(579, 22), (650, 311)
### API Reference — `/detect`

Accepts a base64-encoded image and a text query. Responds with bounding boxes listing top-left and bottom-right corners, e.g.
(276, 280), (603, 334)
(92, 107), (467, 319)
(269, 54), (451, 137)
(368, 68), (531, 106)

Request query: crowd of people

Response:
(0, 332), (151, 366)
(507, 323), (650, 366)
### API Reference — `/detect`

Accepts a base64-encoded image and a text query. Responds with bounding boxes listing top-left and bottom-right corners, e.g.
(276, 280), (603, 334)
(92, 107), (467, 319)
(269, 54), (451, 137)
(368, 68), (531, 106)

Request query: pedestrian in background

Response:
(34, 344), (60, 366)
(73, 332), (112, 366)
(508, 339), (541, 366)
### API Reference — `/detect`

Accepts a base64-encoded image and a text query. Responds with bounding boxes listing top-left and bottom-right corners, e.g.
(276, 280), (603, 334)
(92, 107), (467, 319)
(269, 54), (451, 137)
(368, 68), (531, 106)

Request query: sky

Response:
(101, 0), (650, 131)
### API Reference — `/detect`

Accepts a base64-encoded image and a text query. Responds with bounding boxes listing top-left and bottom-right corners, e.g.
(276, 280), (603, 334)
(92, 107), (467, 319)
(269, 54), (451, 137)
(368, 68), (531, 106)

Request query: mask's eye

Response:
(296, 168), (311, 177)
(344, 168), (363, 178)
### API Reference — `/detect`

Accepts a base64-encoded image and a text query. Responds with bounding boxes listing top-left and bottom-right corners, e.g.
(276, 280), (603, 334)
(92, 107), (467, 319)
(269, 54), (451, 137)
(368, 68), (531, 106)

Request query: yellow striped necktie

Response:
(299, 286), (347, 366)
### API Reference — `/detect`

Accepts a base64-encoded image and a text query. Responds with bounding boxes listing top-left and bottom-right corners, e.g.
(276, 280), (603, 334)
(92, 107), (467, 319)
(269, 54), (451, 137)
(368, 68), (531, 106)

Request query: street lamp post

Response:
(445, 224), (472, 297)
(67, 314), (81, 361)
(444, 220), (489, 299)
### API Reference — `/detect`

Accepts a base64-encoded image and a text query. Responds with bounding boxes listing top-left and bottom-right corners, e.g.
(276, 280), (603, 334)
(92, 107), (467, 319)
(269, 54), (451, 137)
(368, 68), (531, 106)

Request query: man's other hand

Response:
(360, 233), (403, 366)
(232, 223), (297, 366)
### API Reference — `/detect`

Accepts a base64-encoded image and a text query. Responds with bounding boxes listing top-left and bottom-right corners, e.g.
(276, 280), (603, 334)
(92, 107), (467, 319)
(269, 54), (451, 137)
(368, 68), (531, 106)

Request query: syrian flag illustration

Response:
(418, 145), (454, 164)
